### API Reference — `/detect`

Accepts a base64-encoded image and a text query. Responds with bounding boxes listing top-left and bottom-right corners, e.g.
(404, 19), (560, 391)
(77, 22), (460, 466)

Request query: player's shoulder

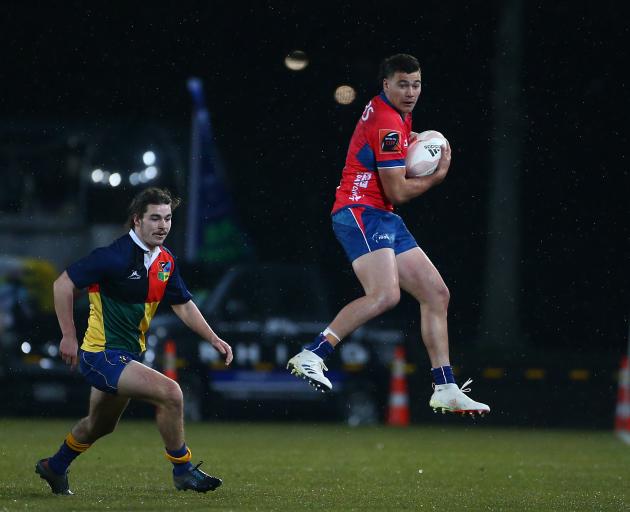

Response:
(84, 234), (137, 270)
(106, 234), (137, 258)
(363, 93), (402, 126)
(160, 245), (177, 262)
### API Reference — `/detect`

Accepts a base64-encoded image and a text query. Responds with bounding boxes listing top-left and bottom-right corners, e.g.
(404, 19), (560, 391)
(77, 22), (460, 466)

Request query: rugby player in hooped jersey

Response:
(288, 54), (490, 416)
(35, 188), (233, 495)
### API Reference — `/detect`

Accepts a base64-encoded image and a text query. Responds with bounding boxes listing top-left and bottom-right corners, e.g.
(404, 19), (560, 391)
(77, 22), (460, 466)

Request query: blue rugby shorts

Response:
(331, 205), (419, 263)
(79, 348), (141, 394)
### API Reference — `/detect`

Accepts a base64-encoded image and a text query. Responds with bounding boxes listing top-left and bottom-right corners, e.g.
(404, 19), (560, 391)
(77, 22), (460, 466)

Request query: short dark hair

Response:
(127, 187), (181, 229)
(378, 54), (421, 83)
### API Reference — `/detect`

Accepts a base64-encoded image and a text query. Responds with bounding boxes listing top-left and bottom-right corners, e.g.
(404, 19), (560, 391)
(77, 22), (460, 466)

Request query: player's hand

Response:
(59, 335), (79, 370)
(209, 337), (233, 366)
(431, 139), (452, 183)
(409, 131), (419, 143)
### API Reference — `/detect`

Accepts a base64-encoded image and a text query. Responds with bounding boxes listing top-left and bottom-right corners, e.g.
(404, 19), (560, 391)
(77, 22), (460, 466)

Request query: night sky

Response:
(1, 2), (628, 353)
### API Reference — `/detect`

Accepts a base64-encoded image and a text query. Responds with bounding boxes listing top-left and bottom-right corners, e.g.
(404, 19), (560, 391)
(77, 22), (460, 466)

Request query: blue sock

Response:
(431, 365), (456, 385)
(48, 433), (90, 475)
(166, 444), (192, 476)
(304, 333), (335, 360)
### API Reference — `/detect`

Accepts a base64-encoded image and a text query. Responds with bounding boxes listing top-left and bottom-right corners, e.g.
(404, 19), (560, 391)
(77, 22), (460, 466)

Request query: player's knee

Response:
(432, 283), (450, 310)
(161, 379), (184, 410)
(374, 288), (400, 313)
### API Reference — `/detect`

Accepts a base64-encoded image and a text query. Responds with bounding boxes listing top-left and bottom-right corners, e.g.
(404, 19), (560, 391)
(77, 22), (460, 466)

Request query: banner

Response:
(185, 78), (251, 263)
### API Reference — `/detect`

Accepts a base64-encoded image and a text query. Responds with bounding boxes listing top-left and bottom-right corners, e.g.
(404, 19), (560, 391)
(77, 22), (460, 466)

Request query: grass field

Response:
(1, 419), (629, 511)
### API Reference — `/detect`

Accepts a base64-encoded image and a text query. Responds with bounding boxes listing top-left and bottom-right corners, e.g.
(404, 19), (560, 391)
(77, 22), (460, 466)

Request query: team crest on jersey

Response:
(379, 129), (401, 153)
(157, 261), (171, 282)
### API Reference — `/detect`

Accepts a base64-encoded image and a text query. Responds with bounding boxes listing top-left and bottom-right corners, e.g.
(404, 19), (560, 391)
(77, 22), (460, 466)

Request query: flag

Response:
(185, 78), (251, 263)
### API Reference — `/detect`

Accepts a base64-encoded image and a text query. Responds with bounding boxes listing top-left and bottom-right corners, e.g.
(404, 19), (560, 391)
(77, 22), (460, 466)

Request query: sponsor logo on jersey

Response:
(127, 270), (141, 280)
(349, 172), (372, 202)
(158, 261), (172, 282)
(379, 129), (401, 153)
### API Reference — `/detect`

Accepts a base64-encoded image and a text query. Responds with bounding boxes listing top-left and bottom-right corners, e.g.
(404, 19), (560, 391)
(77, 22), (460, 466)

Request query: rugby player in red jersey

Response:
(288, 54), (489, 416)
(36, 188), (233, 495)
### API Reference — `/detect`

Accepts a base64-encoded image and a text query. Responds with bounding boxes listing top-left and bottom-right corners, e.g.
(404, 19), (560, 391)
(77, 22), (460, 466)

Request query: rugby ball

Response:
(405, 130), (447, 178)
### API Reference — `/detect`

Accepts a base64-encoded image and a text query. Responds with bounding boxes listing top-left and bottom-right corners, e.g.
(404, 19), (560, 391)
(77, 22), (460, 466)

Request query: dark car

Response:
(146, 263), (404, 424)
(0, 256), (89, 416)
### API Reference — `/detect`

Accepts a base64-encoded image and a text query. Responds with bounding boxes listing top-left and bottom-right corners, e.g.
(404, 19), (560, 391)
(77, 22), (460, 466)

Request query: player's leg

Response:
(288, 247), (401, 391)
(330, 247), (401, 338)
(395, 247), (450, 368)
(288, 207), (403, 391)
(36, 388), (129, 495)
(396, 247), (489, 415)
(117, 361), (185, 449)
(116, 361), (222, 492)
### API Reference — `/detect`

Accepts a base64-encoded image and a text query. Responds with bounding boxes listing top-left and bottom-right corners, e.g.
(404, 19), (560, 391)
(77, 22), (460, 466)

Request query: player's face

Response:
(134, 203), (172, 249)
(383, 71), (422, 114)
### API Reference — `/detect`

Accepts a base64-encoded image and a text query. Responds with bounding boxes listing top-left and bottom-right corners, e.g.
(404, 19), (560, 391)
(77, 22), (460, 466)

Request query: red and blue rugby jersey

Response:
(66, 233), (192, 355)
(332, 92), (412, 213)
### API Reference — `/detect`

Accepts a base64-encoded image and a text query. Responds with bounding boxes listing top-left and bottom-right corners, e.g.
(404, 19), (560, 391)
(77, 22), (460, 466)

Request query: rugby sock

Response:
(431, 365), (456, 385)
(48, 432), (91, 475)
(165, 443), (193, 476)
(305, 333), (335, 360)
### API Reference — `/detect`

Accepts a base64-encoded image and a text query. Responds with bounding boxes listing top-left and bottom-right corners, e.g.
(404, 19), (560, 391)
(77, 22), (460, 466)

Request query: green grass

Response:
(0, 419), (629, 511)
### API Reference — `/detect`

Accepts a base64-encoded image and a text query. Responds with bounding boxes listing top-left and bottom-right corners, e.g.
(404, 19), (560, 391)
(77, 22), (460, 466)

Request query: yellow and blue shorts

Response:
(79, 348), (141, 394)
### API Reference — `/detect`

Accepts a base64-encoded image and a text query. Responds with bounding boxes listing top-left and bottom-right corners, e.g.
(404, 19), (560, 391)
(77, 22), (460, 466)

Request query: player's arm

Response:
(171, 300), (233, 365)
(379, 140), (452, 205)
(54, 271), (80, 369)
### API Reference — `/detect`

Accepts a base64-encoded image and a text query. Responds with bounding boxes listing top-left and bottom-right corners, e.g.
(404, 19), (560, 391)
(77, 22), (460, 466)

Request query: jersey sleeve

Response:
(367, 113), (406, 171)
(163, 261), (193, 305)
(66, 247), (114, 289)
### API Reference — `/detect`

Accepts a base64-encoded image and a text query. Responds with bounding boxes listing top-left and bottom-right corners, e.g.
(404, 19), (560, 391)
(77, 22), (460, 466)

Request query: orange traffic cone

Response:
(387, 346), (410, 426)
(163, 339), (178, 381)
(615, 356), (630, 444)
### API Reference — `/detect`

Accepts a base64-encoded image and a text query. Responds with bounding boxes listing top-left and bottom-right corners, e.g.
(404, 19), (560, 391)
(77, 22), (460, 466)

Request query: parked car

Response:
(146, 263), (404, 424)
(0, 256), (89, 416)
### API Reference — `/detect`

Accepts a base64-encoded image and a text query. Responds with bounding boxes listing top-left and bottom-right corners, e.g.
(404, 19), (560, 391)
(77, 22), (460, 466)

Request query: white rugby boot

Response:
(429, 378), (490, 417)
(287, 350), (332, 392)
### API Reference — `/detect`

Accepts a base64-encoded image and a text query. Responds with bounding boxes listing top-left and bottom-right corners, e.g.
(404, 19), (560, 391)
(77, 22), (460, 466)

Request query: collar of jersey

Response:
(128, 229), (163, 256)
(379, 91), (406, 122)
(129, 230), (162, 272)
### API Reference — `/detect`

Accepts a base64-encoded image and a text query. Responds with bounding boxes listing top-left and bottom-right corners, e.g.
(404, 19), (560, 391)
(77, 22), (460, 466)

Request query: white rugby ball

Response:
(405, 130), (447, 178)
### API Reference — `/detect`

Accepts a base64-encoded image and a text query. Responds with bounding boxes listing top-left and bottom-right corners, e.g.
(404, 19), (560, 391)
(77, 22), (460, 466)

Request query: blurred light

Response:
(91, 169), (104, 183)
(21, 341), (31, 354)
(156, 326), (167, 338)
(138, 170), (149, 183)
(144, 166), (158, 180)
(109, 173), (122, 187)
(284, 50), (309, 71)
(46, 343), (59, 357)
(129, 172), (140, 186)
(144, 349), (155, 364)
(39, 358), (53, 369)
(147, 334), (158, 347)
(143, 151), (156, 166)
(334, 85), (357, 105)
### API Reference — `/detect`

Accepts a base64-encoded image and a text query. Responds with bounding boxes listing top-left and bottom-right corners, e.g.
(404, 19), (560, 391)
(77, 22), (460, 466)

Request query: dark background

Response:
(1, 1), (628, 358)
